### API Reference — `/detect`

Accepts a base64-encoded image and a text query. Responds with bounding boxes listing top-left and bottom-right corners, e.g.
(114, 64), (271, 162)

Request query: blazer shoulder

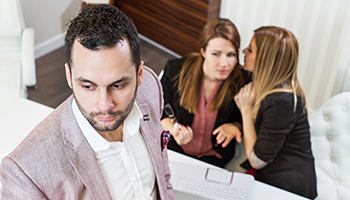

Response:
(136, 66), (164, 117)
(164, 57), (187, 76)
(7, 96), (78, 161)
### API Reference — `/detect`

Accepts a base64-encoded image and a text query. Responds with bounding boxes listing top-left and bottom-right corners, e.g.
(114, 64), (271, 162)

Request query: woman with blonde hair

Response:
(161, 18), (250, 167)
(235, 26), (317, 199)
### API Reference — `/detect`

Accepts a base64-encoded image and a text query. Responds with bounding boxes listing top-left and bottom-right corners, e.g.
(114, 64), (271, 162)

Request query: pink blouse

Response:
(181, 81), (222, 159)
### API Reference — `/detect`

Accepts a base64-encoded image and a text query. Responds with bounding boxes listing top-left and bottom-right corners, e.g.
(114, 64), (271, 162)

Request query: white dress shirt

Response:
(72, 99), (156, 200)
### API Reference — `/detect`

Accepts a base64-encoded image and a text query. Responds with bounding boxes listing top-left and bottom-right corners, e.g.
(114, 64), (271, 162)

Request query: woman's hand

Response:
(173, 124), (194, 145)
(213, 123), (242, 148)
(161, 118), (193, 145)
(234, 82), (256, 112)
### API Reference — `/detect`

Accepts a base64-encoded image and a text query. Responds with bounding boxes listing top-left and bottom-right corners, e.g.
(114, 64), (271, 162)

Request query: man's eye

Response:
(112, 84), (124, 89)
(82, 85), (94, 90)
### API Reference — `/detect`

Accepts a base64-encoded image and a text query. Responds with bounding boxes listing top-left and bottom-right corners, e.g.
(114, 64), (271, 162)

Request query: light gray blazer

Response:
(0, 66), (173, 200)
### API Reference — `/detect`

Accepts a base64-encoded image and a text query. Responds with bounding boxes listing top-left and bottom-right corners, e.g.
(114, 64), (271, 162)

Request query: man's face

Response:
(65, 39), (143, 133)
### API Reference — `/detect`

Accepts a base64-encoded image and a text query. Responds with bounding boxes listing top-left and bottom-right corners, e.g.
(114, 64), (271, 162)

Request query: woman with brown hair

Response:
(234, 26), (317, 199)
(161, 18), (249, 168)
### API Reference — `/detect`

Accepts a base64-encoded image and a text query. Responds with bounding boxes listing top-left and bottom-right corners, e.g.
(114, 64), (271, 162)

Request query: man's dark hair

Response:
(65, 4), (140, 72)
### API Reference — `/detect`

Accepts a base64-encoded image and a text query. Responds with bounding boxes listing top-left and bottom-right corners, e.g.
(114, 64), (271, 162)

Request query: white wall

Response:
(20, 0), (350, 109)
(20, 0), (81, 58)
(220, 0), (350, 110)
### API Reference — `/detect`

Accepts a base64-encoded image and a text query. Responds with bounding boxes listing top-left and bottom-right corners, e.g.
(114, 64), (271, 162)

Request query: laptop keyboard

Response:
(171, 175), (250, 200)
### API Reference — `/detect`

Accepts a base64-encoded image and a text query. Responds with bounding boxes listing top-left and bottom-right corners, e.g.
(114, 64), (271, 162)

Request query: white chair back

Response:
(309, 92), (350, 199)
(0, 0), (36, 100)
(0, 0), (25, 38)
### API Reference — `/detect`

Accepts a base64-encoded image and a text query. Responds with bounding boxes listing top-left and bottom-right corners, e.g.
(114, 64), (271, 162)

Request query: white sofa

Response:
(309, 92), (350, 200)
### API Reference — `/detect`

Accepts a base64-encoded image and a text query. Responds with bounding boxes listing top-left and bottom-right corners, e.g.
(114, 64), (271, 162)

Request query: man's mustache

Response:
(90, 110), (123, 117)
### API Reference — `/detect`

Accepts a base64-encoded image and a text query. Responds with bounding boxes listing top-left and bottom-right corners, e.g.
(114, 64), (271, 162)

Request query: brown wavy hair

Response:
(252, 26), (308, 119)
(176, 18), (243, 114)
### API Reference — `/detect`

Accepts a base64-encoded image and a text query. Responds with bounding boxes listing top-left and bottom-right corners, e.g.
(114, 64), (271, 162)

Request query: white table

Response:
(0, 99), (309, 200)
(0, 98), (53, 195)
(168, 150), (309, 200)
(0, 98), (53, 165)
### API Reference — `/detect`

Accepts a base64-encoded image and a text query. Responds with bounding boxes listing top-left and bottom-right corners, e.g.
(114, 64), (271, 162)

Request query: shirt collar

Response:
(72, 99), (143, 152)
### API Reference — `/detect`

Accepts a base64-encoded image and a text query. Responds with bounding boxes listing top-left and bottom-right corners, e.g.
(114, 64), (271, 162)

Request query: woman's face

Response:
(243, 36), (257, 72)
(201, 37), (237, 82)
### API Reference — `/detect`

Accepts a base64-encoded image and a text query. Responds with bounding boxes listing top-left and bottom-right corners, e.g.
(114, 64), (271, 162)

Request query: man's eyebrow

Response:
(109, 76), (132, 85)
(75, 76), (132, 85)
(76, 77), (96, 85)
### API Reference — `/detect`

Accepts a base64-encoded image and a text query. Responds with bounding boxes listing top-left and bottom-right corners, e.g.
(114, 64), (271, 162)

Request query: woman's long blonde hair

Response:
(252, 26), (308, 119)
(177, 18), (244, 114)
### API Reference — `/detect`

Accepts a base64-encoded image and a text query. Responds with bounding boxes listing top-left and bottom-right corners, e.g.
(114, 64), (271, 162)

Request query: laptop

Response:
(169, 161), (255, 200)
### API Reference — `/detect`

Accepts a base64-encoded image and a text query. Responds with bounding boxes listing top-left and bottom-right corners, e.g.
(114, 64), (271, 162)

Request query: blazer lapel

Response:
(61, 96), (112, 200)
(137, 102), (167, 194)
(138, 103), (162, 163)
(69, 142), (112, 200)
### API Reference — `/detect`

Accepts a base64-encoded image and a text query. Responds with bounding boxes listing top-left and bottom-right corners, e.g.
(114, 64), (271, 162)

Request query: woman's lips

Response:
(218, 70), (229, 74)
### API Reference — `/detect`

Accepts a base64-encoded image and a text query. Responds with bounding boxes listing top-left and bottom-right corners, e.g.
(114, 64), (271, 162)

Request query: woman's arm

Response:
(240, 106), (261, 169)
(234, 82), (263, 169)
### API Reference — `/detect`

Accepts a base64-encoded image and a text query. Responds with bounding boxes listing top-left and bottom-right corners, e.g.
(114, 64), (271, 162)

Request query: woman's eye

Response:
(228, 53), (236, 57)
(212, 53), (219, 56)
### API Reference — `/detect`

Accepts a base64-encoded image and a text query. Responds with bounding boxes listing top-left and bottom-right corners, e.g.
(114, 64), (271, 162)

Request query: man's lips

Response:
(96, 116), (116, 122)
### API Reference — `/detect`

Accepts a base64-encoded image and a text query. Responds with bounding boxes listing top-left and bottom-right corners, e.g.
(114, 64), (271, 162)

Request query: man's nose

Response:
(97, 90), (114, 112)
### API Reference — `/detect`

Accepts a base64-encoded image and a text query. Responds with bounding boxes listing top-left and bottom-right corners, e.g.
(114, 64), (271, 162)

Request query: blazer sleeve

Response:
(160, 58), (187, 120)
(254, 95), (297, 163)
(0, 156), (47, 199)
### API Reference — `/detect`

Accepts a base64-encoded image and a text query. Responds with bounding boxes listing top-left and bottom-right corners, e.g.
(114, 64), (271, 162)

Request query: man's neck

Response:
(97, 124), (124, 142)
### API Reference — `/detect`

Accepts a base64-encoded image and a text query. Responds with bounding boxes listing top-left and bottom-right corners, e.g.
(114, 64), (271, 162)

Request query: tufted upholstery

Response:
(309, 92), (350, 200)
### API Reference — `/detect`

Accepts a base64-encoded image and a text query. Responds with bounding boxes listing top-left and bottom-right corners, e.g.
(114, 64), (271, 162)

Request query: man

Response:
(0, 4), (173, 200)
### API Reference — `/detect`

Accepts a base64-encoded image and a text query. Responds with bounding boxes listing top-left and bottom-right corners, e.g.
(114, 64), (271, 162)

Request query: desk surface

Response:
(0, 98), (53, 160)
(168, 150), (309, 200)
(0, 98), (53, 195)
(0, 99), (309, 200)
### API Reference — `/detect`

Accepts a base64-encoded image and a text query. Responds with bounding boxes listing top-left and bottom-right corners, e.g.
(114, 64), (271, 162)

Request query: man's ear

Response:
(65, 63), (72, 89)
(137, 61), (144, 87)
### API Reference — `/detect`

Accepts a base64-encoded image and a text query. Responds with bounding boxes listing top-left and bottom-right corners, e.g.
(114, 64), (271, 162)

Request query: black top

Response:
(244, 92), (317, 199)
(161, 57), (250, 167)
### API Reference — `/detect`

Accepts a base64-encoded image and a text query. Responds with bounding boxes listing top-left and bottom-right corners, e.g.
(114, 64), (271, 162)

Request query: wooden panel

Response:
(114, 0), (221, 56)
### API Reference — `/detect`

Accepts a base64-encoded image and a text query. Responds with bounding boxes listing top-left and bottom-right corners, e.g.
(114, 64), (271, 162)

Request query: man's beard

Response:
(74, 91), (136, 132)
